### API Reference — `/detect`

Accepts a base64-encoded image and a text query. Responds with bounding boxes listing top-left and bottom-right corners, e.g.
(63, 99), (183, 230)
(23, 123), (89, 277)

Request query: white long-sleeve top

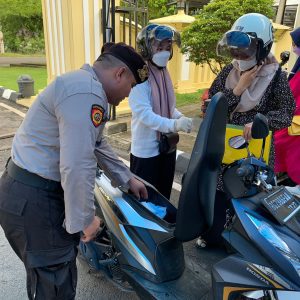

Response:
(128, 80), (182, 158)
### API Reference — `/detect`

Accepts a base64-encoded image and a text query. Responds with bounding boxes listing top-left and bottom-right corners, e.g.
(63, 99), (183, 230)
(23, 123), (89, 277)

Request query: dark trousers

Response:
(0, 171), (80, 299)
(130, 151), (176, 199)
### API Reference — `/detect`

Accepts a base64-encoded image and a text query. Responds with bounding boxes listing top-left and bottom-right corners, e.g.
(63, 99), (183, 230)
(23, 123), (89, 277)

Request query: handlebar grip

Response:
(236, 165), (254, 177)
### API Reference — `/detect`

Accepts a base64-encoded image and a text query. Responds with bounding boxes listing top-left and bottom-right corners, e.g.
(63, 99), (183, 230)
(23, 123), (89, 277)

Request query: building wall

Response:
(41, 0), (105, 83)
(42, 1), (299, 95)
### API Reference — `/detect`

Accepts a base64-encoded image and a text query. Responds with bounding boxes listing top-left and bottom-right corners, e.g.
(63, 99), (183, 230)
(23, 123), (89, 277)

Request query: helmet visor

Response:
(217, 31), (257, 60)
(148, 25), (181, 47)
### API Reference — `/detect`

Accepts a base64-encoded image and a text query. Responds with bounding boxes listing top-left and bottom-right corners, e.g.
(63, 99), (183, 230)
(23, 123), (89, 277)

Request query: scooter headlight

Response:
(247, 213), (300, 276)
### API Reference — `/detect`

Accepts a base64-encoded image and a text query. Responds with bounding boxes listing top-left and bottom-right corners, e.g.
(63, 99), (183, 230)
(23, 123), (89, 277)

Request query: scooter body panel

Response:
(230, 198), (300, 287)
(212, 255), (299, 300)
(93, 173), (185, 283)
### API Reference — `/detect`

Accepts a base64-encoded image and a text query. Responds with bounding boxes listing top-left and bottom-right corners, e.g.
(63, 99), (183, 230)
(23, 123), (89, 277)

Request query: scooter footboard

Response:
(123, 257), (212, 300)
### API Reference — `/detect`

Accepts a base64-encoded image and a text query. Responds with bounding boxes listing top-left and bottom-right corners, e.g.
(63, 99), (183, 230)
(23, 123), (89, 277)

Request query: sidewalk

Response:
(0, 56), (46, 66)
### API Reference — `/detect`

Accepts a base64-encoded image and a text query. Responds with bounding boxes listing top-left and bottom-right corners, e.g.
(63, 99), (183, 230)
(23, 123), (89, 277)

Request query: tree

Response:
(0, 0), (44, 53)
(147, 0), (175, 19)
(0, 0), (42, 18)
(180, 0), (275, 75)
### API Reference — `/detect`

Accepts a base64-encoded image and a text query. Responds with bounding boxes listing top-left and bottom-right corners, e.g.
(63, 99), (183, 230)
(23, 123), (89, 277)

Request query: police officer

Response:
(0, 43), (149, 299)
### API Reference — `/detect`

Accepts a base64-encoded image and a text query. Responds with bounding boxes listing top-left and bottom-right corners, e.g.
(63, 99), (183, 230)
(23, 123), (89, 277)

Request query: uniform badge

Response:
(137, 65), (149, 82)
(91, 104), (104, 127)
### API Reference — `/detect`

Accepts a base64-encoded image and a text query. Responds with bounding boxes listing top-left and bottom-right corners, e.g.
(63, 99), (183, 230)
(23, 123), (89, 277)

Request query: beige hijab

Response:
(148, 62), (176, 139)
(225, 54), (279, 113)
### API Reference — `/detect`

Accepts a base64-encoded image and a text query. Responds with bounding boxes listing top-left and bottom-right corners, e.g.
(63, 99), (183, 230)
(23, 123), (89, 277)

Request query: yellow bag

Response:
(223, 124), (272, 165)
(288, 116), (300, 136)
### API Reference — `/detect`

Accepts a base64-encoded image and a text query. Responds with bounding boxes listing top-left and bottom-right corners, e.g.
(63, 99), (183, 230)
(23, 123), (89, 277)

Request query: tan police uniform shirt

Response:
(11, 64), (132, 234)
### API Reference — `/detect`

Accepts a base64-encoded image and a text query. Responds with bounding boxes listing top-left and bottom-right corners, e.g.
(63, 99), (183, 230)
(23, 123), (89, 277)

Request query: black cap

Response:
(98, 43), (148, 84)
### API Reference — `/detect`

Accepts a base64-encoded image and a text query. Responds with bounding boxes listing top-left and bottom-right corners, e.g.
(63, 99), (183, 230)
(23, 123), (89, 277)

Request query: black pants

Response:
(0, 171), (80, 299)
(130, 151), (176, 199)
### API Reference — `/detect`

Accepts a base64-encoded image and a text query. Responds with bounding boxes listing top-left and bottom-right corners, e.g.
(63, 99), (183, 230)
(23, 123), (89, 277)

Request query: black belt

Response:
(6, 159), (62, 192)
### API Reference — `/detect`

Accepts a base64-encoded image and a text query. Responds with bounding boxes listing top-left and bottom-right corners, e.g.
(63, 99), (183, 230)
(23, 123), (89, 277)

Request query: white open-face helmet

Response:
(217, 13), (274, 63)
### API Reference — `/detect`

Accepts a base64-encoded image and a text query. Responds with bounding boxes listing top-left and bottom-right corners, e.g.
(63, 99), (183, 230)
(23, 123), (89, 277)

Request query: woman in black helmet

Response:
(129, 24), (193, 199)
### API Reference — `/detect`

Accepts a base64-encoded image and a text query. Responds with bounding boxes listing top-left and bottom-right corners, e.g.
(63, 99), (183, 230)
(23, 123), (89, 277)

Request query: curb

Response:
(0, 86), (21, 102)
(176, 150), (190, 173)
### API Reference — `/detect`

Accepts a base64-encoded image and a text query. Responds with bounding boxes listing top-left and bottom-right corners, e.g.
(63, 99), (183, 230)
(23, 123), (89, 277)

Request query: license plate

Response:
(262, 187), (300, 224)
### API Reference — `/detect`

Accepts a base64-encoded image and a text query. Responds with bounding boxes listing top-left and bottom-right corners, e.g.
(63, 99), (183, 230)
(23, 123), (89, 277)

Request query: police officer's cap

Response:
(98, 43), (148, 84)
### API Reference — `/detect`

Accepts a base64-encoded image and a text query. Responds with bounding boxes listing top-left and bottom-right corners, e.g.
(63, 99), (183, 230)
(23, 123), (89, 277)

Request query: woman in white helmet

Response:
(128, 24), (193, 199)
(211, 13), (295, 163)
(197, 13), (295, 248)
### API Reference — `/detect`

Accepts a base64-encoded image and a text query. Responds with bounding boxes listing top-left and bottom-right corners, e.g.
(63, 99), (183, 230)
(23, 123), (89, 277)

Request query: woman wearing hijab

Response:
(209, 13), (295, 167)
(128, 24), (193, 199)
(275, 27), (300, 197)
(197, 13), (295, 248)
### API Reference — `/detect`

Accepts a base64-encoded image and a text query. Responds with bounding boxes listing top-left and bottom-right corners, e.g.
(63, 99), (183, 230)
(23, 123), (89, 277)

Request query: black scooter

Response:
(78, 92), (300, 299)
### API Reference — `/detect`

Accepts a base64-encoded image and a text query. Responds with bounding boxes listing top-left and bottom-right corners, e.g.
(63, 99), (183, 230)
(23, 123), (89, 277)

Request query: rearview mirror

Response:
(229, 136), (247, 149)
(251, 113), (269, 139)
(280, 51), (290, 67)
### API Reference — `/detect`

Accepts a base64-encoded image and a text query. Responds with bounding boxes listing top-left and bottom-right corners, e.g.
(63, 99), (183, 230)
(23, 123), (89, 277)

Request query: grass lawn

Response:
(0, 66), (47, 94)
(176, 89), (205, 107)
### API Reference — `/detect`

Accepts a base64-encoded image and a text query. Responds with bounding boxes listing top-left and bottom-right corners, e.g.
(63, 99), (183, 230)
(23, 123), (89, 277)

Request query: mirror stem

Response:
(259, 138), (266, 160)
(245, 143), (251, 157)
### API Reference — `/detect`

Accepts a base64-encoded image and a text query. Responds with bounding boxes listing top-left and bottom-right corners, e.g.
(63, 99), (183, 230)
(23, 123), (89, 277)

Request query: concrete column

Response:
(0, 31), (4, 53)
(41, 0), (107, 83)
(276, 0), (287, 24)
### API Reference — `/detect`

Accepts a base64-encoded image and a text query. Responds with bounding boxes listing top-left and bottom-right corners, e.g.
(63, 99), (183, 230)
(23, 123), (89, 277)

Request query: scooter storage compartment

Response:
(123, 186), (177, 226)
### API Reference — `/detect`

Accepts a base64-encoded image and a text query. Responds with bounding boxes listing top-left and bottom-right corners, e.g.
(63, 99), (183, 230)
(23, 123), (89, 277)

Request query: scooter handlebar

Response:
(236, 164), (255, 178)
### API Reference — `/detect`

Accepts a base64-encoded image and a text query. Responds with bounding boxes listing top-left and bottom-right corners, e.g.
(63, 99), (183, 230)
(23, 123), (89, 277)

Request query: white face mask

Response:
(152, 51), (170, 67)
(293, 46), (300, 56)
(236, 57), (257, 71)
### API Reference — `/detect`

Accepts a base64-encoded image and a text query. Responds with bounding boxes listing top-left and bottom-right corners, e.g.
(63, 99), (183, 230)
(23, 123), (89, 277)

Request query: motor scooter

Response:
(78, 92), (300, 299)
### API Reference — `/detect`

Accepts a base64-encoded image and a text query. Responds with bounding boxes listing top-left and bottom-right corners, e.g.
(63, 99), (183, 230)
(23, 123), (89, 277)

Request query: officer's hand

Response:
(128, 177), (148, 199)
(81, 216), (102, 243)
(175, 117), (193, 133)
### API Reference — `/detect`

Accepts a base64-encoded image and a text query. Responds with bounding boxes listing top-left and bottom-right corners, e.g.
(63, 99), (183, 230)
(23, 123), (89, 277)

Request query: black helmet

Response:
(136, 24), (181, 61)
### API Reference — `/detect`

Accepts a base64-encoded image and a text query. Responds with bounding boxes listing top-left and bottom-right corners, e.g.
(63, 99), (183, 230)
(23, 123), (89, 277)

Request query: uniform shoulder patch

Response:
(91, 104), (104, 127)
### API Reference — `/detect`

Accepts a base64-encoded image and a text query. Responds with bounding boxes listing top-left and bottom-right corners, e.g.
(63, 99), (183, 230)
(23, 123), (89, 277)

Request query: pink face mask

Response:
(293, 46), (300, 56)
